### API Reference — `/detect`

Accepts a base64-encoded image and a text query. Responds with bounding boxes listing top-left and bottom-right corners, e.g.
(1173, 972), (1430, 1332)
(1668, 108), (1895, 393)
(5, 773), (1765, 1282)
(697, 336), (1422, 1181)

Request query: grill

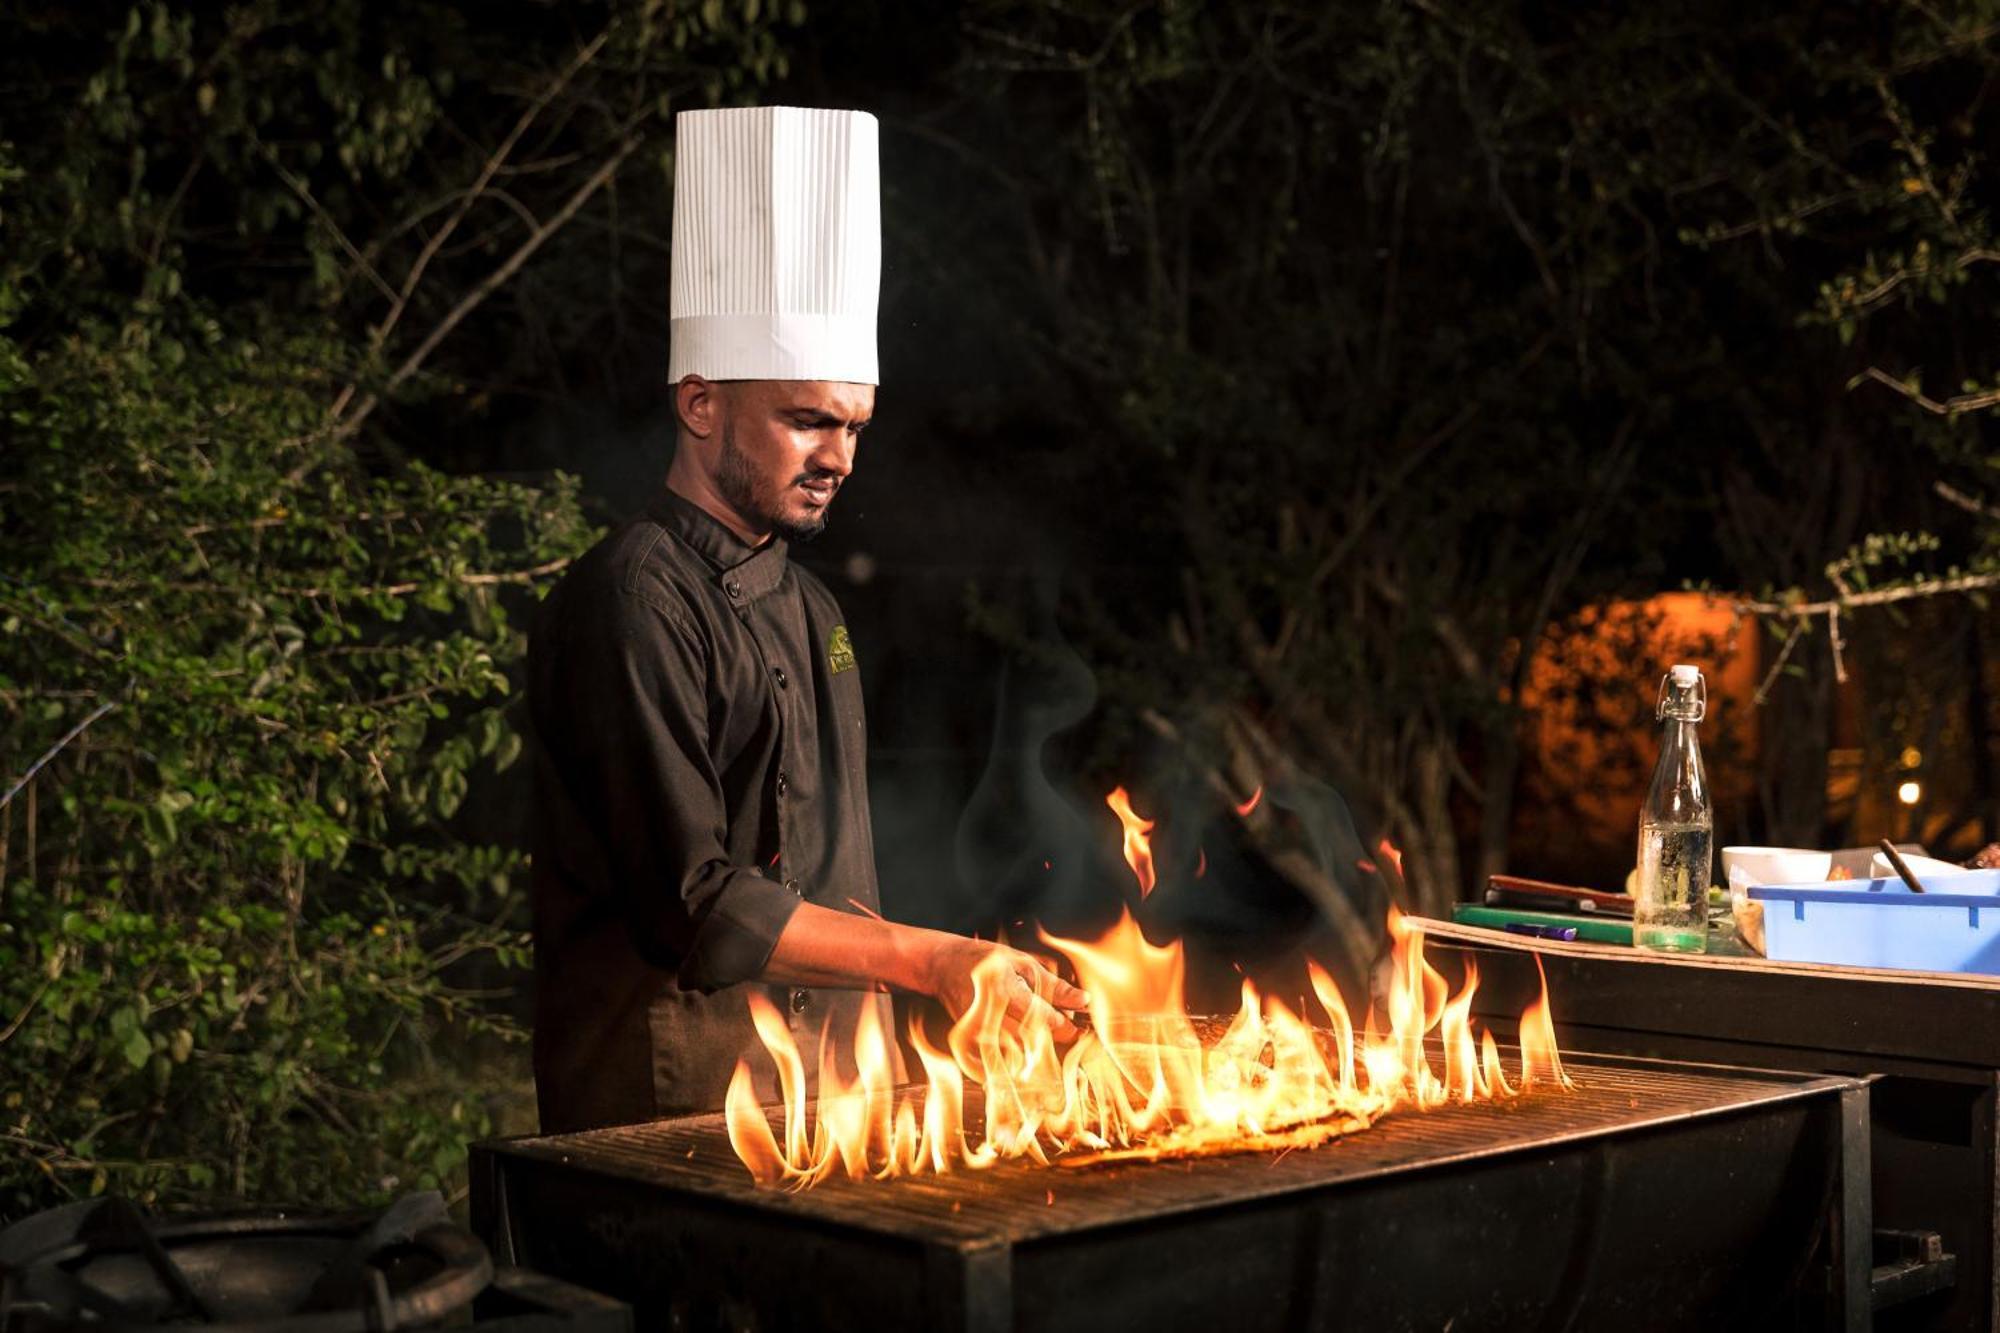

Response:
(1427, 920), (1990, 1329)
(0, 1192), (630, 1333)
(473, 1054), (1871, 1332)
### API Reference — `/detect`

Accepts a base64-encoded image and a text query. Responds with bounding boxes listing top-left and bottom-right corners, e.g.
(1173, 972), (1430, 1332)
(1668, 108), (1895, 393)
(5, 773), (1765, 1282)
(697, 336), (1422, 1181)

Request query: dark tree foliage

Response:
(854, 0), (2000, 915)
(0, 1), (800, 1215)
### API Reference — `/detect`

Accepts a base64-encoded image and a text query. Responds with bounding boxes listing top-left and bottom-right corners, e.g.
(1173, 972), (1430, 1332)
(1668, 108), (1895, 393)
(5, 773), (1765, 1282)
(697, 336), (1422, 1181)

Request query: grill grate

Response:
(488, 1054), (1846, 1243)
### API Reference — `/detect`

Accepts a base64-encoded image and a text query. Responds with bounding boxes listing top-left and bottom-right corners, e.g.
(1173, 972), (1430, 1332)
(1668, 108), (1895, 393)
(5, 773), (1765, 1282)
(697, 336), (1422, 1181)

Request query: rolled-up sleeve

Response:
(557, 586), (800, 991)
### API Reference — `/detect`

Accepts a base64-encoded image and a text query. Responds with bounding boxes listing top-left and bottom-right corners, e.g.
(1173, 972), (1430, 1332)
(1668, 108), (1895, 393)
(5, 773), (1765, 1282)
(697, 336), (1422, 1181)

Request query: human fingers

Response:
(1003, 968), (1080, 1042)
(1036, 992), (1080, 1042)
(1020, 957), (1091, 1014)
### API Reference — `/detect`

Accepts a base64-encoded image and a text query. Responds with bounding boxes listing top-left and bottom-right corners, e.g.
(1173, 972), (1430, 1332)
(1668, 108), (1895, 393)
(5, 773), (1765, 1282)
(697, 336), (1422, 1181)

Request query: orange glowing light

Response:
(1826, 865), (1854, 882)
(1377, 838), (1404, 879)
(1234, 785), (1264, 817)
(1105, 786), (1158, 898)
(1195, 847), (1207, 879)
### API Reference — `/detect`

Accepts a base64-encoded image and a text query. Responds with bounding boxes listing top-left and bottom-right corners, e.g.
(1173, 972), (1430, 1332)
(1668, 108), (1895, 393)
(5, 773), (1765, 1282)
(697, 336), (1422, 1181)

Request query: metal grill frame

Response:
(473, 1054), (1870, 1332)
(1428, 919), (1997, 1330)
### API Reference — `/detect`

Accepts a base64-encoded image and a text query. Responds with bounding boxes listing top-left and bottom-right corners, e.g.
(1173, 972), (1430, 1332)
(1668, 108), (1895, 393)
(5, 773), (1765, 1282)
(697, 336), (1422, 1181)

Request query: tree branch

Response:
(82, 556), (573, 601)
(1844, 247), (2000, 315)
(1457, 44), (1561, 307)
(0, 698), (119, 812)
(1936, 480), (2000, 521)
(257, 143), (399, 306)
(1751, 618), (1808, 707)
(324, 131), (644, 450)
(1876, 73), (1965, 239)
(1736, 568), (2000, 620)
(365, 29), (610, 363)
(1852, 364), (2000, 417)
(291, 555), (574, 599)
(1271, 400), (1479, 661)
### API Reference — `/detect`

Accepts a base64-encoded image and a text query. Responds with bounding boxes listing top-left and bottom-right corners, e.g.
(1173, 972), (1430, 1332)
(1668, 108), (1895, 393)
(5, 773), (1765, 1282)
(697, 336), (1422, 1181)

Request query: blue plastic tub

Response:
(1749, 870), (2000, 974)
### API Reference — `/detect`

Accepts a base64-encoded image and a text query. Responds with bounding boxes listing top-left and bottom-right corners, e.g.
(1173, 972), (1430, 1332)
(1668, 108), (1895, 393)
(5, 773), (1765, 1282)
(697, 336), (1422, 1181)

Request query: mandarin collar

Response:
(649, 489), (790, 602)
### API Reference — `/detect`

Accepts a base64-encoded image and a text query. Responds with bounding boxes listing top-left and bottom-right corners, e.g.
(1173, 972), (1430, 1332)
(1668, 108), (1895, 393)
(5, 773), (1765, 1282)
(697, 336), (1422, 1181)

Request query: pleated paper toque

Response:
(668, 106), (881, 385)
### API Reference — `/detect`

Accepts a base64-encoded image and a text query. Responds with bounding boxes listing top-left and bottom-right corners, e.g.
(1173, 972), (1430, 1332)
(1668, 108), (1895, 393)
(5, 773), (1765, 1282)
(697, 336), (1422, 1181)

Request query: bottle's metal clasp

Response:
(1656, 669), (1707, 722)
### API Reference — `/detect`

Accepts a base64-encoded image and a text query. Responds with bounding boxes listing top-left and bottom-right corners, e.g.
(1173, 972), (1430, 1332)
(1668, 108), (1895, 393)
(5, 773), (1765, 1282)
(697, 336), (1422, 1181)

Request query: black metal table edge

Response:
(471, 1058), (1868, 1251)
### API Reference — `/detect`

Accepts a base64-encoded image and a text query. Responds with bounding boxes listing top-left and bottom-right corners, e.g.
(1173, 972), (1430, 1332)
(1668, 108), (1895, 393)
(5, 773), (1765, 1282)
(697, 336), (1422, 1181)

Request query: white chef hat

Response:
(668, 106), (881, 385)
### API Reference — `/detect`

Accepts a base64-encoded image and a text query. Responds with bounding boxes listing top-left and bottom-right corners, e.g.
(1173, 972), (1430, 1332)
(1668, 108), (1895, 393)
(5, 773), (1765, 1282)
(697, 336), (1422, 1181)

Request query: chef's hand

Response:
(924, 936), (1090, 1042)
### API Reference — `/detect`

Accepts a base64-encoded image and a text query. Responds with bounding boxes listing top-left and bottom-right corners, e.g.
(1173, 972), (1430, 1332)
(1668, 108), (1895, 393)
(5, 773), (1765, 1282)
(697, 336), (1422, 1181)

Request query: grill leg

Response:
(468, 1146), (519, 1267)
(1979, 1075), (1999, 1333)
(925, 1239), (1013, 1333)
(1829, 1082), (1873, 1332)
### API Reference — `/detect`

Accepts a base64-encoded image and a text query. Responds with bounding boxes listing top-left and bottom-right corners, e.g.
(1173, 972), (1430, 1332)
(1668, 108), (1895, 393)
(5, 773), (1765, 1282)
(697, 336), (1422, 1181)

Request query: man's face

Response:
(709, 380), (873, 542)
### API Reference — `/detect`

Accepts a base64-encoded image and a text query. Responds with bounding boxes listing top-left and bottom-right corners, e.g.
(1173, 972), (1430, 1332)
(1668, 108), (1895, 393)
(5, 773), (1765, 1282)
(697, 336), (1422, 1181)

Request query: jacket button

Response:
(773, 666), (788, 689)
(775, 770), (789, 796)
(784, 877), (801, 897)
(789, 987), (810, 1014)
(725, 579), (743, 600)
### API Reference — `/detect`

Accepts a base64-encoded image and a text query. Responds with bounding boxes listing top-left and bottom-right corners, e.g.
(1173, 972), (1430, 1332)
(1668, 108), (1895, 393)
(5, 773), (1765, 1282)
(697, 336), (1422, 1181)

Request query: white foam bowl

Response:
(1721, 846), (1830, 957)
(1869, 851), (1964, 883)
(1721, 846), (1832, 886)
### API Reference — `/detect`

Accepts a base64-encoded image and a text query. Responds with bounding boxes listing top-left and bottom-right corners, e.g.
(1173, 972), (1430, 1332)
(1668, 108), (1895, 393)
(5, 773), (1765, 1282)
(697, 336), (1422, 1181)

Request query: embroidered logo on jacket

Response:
(827, 625), (857, 675)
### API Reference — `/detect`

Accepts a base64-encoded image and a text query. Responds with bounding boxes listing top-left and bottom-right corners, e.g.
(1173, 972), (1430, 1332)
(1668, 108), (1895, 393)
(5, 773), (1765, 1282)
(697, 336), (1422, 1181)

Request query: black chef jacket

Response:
(527, 489), (894, 1132)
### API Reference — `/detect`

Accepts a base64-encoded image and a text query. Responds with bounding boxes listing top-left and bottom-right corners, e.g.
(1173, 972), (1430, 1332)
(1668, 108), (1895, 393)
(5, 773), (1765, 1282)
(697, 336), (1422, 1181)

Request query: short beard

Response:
(716, 419), (830, 543)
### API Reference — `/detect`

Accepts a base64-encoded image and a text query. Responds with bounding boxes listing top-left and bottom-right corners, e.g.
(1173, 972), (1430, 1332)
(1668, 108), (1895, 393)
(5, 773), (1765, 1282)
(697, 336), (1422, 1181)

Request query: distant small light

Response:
(1900, 746), (1923, 769)
(843, 552), (877, 585)
(1897, 781), (1922, 806)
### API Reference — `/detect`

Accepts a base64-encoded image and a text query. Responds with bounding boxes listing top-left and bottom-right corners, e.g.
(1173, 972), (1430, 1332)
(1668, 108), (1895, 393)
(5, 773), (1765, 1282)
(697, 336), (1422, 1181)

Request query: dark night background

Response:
(2, 0), (1997, 1212)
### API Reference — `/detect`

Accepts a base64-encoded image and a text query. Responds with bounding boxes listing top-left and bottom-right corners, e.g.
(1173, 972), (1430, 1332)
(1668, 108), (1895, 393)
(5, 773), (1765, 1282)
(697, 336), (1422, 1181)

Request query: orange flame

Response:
(1234, 785), (1263, 817)
(1518, 957), (1574, 1091)
(1377, 838), (1404, 880)
(1105, 787), (1158, 898)
(723, 783), (1572, 1187)
(726, 905), (1576, 1187)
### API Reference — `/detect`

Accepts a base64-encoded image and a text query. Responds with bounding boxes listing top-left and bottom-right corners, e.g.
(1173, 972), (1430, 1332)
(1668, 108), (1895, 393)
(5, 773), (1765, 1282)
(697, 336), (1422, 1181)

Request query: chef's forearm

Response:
(758, 901), (948, 996)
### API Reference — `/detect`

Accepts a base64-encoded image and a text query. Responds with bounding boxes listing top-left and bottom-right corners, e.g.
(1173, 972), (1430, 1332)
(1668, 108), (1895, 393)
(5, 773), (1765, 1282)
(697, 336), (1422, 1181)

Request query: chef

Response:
(527, 106), (1086, 1132)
